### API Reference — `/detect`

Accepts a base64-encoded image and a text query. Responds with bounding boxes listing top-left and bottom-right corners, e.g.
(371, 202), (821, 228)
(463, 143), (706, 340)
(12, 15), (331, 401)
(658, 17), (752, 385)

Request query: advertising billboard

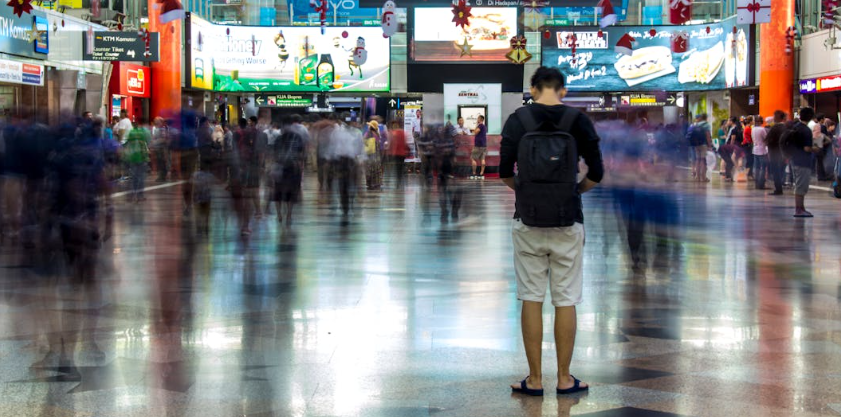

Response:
(189, 16), (390, 93)
(412, 7), (517, 62)
(799, 75), (841, 94)
(541, 18), (751, 92)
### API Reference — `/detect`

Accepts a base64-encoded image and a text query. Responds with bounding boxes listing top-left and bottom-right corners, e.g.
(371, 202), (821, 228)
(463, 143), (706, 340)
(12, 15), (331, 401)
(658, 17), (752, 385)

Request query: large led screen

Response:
(189, 16), (390, 93)
(541, 18), (751, 92)
(412, 7), (517, 62)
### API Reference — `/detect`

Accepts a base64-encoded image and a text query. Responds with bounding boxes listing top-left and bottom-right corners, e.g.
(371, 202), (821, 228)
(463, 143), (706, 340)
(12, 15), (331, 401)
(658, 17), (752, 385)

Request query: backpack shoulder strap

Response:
(515, 107), (539, 133)
(557, 106), (579, 133)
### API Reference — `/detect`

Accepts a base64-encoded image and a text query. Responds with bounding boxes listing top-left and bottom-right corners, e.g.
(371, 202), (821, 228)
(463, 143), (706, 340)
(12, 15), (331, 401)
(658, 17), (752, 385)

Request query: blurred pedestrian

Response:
(364, 120), (383, 190)
(386, 121), (408, 188)
(765, 110), (788, 195)
(124, 119), (151, 202)
(272, 116), (307, 227)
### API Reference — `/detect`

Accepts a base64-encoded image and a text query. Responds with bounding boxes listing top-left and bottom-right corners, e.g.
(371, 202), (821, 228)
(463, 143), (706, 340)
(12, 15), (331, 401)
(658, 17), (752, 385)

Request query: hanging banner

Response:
(82, 31), (160, 62)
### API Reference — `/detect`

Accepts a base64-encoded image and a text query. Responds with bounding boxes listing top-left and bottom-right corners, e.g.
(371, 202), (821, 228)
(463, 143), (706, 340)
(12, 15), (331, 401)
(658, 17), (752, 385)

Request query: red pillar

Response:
(759, 0), (795, 118)
(148, 3), (182, 118)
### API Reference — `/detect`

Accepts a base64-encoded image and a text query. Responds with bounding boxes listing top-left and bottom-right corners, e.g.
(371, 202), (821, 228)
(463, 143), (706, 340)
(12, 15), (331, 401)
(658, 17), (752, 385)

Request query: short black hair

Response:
(815, 112), (825, 121)
(730, 116), (740, 124)
(799, 107), (815, 122)
(699, 113), (708, 121)
(249, 116), (258, 124)
(478, 115), (485, 121)
(530, 66), (565, 91)
(773, 110), (786, 122)
(239, 118), (248, 128)
(290, 114), (303, 124)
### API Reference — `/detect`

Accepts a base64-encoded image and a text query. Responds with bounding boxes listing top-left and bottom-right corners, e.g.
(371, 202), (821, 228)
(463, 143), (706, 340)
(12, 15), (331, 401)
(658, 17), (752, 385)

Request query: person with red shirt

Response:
(386, 121), (409, 188)
(742, 116), (754, 178)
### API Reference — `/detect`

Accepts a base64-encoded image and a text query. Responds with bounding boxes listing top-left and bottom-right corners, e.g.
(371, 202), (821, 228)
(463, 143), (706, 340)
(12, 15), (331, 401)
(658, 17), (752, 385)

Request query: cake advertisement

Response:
(541, 18), (750, 92)
(188, 16), (390, 93)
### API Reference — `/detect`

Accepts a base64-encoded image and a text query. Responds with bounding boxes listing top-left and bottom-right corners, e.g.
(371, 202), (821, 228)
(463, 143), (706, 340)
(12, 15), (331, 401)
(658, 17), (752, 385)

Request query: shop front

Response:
(109, 62), (151, 121)
(0, 6), (49, 121)
(799, 29), (841, 119)
(541, 17), (752, 127)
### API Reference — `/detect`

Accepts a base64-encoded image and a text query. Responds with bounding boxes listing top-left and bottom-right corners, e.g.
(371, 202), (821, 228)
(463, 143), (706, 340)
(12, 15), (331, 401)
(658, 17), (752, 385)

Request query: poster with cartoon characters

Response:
(189, 15), (390, 93)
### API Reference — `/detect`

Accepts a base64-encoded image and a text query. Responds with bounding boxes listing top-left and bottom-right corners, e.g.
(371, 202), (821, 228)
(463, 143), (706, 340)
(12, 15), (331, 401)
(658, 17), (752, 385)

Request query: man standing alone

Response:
(751, 115), (769, 189)
(790, 107), (819, 217)
(500, 67), (604, 396)
(470, 115), (487, 180)
(765, 110), (787, 195)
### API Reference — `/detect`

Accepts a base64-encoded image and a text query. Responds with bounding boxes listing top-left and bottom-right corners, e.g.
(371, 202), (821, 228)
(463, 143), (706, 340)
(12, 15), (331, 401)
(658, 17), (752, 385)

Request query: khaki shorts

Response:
(792, 165), (812, 196)
(471, 146), (487, 161)
(513, 219), (584, 307)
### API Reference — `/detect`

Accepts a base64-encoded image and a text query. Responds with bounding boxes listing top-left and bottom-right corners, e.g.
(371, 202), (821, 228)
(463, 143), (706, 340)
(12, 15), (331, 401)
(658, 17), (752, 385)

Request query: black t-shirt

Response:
(790, 121), (814, 168)
(499, 104), (604, 183)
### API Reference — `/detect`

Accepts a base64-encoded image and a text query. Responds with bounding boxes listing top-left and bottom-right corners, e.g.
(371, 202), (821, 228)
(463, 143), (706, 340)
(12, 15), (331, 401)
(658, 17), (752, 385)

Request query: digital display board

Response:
(189, 16), (390, 93)
(412, 7), (517, 62)
(541, 18), (751, 92)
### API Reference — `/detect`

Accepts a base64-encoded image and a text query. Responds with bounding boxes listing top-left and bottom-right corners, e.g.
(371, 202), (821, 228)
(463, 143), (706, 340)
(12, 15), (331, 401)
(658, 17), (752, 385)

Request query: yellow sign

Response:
(58, 0), (82, 8)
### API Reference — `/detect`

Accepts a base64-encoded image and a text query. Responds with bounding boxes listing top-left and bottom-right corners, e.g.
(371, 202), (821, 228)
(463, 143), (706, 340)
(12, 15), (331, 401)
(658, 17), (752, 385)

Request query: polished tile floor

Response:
(1, 173), (841, 417)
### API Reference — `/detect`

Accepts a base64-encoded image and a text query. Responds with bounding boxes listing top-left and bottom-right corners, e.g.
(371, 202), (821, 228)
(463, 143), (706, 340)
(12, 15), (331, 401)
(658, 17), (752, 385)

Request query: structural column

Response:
(148, 1), (182, 118)
(759, 0), (795, 117)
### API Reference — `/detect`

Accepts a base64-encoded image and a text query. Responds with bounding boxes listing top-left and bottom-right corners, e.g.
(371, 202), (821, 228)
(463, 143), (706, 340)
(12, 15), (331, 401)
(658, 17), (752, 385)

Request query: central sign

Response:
(254, 94), (313, 107)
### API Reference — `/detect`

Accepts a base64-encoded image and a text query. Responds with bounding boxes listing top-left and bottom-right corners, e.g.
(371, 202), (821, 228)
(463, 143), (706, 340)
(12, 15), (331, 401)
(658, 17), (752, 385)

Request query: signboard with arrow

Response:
(254, 94), (313, 107)
(82, 31), (160, 62)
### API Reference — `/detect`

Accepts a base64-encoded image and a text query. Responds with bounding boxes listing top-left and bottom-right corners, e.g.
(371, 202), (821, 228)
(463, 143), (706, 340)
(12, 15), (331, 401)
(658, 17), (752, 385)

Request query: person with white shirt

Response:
(454, 117), (471, 136)
(752, 116), (769, 190)
(115, 110), (133, 144)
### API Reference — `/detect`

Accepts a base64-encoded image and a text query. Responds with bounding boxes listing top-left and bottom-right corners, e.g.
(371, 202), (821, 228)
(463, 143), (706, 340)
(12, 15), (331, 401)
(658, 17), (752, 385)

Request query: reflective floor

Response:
(1, 175), (841, 417)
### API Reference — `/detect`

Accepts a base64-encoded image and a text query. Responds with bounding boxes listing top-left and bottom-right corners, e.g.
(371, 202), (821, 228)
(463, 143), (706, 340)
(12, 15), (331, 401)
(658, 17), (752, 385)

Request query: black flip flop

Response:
(511, 377), (544, 396)
(557, 376), (589, 395)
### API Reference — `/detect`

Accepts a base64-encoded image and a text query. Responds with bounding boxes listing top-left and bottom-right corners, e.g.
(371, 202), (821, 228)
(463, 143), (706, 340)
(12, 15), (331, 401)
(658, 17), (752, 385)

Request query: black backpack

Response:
(514, 106), (581, 228)
(779, 122), (800, 159)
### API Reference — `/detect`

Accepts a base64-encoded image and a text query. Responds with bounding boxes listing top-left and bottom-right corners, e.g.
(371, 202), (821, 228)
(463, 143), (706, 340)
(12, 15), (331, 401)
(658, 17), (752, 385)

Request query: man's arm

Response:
(499, 116), (521, 190)
(573, 113), (605, 192)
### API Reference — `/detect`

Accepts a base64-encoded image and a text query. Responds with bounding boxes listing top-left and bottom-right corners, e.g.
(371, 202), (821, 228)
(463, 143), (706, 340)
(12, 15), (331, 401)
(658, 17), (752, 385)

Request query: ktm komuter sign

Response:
(82, 31), (160, 62)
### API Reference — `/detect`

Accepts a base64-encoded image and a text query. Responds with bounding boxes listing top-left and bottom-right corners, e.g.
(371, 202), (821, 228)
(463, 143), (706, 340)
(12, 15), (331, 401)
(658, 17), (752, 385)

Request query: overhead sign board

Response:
(617, 92), (677, 107)
(0, 59), (44, 86)
(82, 31), (160, 62)
(0, 7), (48, 59)
(188, 15), (390, 93)
(254, 93), (313, 107)
(542, 18), (751, 92)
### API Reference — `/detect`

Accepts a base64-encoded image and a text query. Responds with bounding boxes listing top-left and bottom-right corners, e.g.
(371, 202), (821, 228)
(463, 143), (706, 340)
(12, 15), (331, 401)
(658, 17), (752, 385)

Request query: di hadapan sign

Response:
(83, 32), (160, 62)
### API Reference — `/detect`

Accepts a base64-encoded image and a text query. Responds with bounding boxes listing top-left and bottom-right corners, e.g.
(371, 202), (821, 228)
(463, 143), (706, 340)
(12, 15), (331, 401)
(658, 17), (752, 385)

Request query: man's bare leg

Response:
(511, 300), (544, 390)
(555, 305), (587, 390)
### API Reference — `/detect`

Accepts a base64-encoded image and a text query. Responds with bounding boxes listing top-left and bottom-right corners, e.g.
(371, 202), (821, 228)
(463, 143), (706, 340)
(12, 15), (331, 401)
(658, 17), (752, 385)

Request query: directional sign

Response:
(666, 94), (677, 106)
(82, 31), (160, 62)
(254, 94), (313, 108)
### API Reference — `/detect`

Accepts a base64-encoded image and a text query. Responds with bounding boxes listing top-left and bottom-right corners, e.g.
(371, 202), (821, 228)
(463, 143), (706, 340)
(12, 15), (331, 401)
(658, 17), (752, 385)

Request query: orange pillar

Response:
(148, 3), (182, 118)
(759, 0), (795, 118)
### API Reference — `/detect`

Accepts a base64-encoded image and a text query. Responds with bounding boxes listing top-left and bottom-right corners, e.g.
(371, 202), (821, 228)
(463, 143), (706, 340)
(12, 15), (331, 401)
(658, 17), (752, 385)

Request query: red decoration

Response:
(138, 28), (153, 58)
(61, 19), (65, 27)
(649, 28), (657, 37)
(671, 30), (688, 53)
(158, 0), (186, 23)
(669, 0), (692, 25)
(785, 26), (797, 55)
(310, 0), (328, 34)
(226, 28), (230, 35)
(736, 0), (771, 24)
(6, 0), (33, 18)
(822, 0), (839, 28)
(451, 0), (472, 30)
(342, 30), (349, 38)
(597, 29), (604, 39)
(543, 30), (551, 39)
(705, 26), (711, 34)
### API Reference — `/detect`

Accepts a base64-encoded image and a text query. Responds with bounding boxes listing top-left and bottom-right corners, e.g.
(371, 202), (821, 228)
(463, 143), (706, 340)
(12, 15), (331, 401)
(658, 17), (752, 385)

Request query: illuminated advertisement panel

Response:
(541, 18), (751, 92)
(412, 7), (518, 62)
(189, 16), (390, 92)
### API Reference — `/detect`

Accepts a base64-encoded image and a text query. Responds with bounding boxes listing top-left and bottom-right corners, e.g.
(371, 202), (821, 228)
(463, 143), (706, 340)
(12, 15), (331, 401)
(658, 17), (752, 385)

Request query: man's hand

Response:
(578, 178), (598, 193)
(501, 176), (516, 190)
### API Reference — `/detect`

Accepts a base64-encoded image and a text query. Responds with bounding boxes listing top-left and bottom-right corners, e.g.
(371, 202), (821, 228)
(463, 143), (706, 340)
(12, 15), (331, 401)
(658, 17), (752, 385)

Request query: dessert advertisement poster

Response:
(541, 18), (750, 92)
(189, 16), (390, 93)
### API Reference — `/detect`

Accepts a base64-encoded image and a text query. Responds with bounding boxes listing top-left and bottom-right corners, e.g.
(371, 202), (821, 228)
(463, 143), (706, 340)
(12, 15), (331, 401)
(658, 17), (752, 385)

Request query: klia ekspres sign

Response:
(800, 75), (841, 94)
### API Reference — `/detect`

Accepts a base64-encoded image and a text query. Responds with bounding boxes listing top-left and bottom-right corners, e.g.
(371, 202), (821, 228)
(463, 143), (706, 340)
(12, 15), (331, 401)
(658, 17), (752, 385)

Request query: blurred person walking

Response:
(151, 117), (171, 182)
(272, 116), (307, 227)
(124, 120), (151, 202)
(179, 115), (200, 216)
(752, 116), (769, 190)
(766, 111), (788, 195)
(192, 159), (215, 235)
(387, 121), (408, 188)
(364, 120), (383, 190)
(435, 124), (461, 221)
(742, 116), (754, 179)
(500, 67), (603, 397)
(687, 114), (712, 182)
(331, 116), (363, 220)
